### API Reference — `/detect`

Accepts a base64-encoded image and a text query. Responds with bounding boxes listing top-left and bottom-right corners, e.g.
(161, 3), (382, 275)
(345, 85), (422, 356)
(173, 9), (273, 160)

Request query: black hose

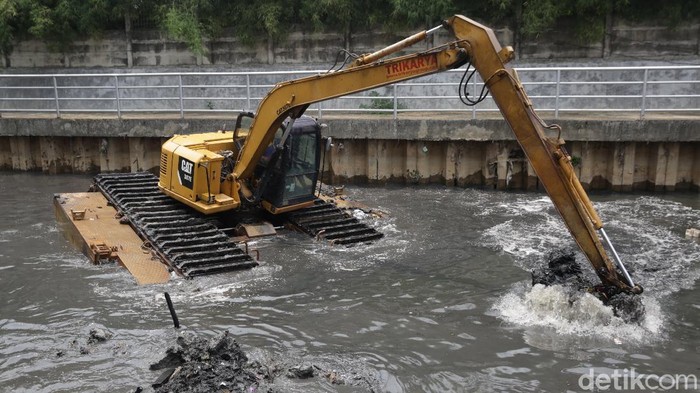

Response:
(317, 140), (326, 197)
(458, 62), (490, 106)
(199, 163), (212, 203)
(326, 49), (358, 73)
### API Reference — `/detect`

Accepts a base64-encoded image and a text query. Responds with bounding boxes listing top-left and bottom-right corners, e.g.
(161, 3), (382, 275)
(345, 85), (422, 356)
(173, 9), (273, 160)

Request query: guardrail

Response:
(0, 65), (698, 120)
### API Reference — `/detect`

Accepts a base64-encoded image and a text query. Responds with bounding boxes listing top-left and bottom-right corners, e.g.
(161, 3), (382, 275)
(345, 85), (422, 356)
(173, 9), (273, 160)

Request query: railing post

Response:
(555, 69), (561, 119)
(393, 84), (398, 120)
(178, 74), (184, 119)
(52, 76), (60, 118)
(317, 101), (323, 121)
(246, 74), (251, 112)
(114, 75), (121, 119)
(640, 68), (649, 120)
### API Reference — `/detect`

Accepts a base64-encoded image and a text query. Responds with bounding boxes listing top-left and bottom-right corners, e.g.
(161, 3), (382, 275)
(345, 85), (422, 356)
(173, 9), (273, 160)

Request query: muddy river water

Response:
(1, 172), (699, 392)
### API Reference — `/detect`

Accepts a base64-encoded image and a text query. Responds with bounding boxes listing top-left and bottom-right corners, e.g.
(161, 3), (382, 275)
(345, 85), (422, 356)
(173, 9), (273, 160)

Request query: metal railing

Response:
(0, 65), (698, 120)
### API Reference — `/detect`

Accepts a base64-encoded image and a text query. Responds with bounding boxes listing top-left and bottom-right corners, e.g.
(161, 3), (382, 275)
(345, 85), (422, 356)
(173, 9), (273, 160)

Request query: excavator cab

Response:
(254, 116), (321, 214)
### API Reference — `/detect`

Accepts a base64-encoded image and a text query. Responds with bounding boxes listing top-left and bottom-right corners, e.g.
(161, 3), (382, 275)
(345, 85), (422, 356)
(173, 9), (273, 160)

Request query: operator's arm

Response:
(446, 15), (639, 293)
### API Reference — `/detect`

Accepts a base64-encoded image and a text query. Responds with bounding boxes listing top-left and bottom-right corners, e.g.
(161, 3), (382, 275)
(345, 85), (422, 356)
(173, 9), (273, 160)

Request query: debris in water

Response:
(150, 331), (263, 393)
(606, 291), (645, 323)
(149, 330), (381, 392)
(88, 328), (110, 344)
(286, 364), (315, 379)
(531, 248), (591, 288)
(325, 370), (344, 385)
(531, 248), (645, 323)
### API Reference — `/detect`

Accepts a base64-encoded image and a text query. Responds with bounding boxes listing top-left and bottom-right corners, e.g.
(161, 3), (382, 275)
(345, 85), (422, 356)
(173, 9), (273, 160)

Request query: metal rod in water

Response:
(599, 228), (635, 287)
(164, 292), (180, 329)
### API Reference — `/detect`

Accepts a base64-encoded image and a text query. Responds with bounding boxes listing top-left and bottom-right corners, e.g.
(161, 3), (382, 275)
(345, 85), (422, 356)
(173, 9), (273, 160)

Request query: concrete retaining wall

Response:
(325, 139), (698, 192)
(321, 118), (700, 192)
(3, 19), (699, 69)
(0, 117), (697, 192)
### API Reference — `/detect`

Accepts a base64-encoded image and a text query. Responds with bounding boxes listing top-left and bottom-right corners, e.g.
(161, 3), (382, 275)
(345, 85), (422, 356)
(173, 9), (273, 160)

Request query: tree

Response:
(389, 0), (456, 29)
(623, 0), (700, 26)
(0, 0), (697, 64)
(299, 0), (393, 50)
(158, 0), (217, 56)
(486, 0), (623, 43)
(0, 0), (17, 64)
(230, 0), (291, 44)
(25, 0), (111, 52)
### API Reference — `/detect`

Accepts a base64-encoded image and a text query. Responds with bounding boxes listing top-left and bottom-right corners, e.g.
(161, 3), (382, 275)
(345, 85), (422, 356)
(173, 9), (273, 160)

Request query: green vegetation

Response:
(359, 90), (407, 112)
(0, 0), (698, 58)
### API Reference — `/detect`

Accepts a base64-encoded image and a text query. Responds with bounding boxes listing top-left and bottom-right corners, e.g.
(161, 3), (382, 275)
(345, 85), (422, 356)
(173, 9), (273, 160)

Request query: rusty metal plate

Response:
(241, 222), (277, 238)
(54, 192), (171, 285)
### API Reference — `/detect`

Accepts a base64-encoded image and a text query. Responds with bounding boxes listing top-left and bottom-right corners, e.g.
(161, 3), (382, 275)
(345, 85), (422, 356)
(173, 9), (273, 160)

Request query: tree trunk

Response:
(514, 0), (523, 59)
(344, 25), (351, 52)
(267, 34), (274, 65)
(603, 8), (613, 58)
(125, 9), (133, 67)
(425, 15), (432, 50)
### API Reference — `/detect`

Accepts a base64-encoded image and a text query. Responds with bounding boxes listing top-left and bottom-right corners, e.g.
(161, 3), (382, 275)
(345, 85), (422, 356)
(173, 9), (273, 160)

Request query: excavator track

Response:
(93, 172), (382, 278)
(93, 172), (258, 277)
(284, 200), (384, 245)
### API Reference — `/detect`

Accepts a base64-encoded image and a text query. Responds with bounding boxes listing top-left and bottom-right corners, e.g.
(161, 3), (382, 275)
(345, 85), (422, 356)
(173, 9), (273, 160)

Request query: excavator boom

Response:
(232, 47), (468, 180)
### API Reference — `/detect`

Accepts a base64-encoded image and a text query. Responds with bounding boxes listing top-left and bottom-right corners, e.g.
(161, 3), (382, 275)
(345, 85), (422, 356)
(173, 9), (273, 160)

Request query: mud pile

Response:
(150, 331), (380, 392)
(532, 248), (645, 323)
(150, 331), (263, 393)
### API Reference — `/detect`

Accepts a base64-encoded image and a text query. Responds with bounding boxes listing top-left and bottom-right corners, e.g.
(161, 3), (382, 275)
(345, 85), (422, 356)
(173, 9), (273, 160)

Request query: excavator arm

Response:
(444, 16), (641, 294)
(230, 15), (640, 293)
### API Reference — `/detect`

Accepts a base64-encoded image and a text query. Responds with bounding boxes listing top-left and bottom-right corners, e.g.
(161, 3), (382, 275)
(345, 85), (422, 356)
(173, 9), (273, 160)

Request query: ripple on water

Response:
(2, 179), (699, 392)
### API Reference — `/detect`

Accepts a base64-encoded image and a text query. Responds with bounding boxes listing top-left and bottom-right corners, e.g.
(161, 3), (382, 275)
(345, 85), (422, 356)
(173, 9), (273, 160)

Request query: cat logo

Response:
(178, 156), (195, 189)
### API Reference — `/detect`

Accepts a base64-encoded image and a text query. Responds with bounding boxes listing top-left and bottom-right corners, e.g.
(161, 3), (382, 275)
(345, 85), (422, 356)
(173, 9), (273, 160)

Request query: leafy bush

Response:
(359, 91), (406, 112)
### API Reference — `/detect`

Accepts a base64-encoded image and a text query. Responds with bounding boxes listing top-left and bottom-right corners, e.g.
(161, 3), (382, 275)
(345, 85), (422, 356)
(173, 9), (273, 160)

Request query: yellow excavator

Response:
(156, 15), (642, 294)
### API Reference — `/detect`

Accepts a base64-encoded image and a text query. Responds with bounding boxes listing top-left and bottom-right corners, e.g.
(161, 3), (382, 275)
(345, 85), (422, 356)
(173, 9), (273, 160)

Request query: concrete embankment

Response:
(0, 115), (698, 191)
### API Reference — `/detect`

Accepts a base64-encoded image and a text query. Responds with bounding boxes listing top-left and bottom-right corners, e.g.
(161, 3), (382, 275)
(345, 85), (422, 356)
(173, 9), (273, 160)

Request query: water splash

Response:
(483, 194), (698, 342)
(492, 283), (665, 344)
